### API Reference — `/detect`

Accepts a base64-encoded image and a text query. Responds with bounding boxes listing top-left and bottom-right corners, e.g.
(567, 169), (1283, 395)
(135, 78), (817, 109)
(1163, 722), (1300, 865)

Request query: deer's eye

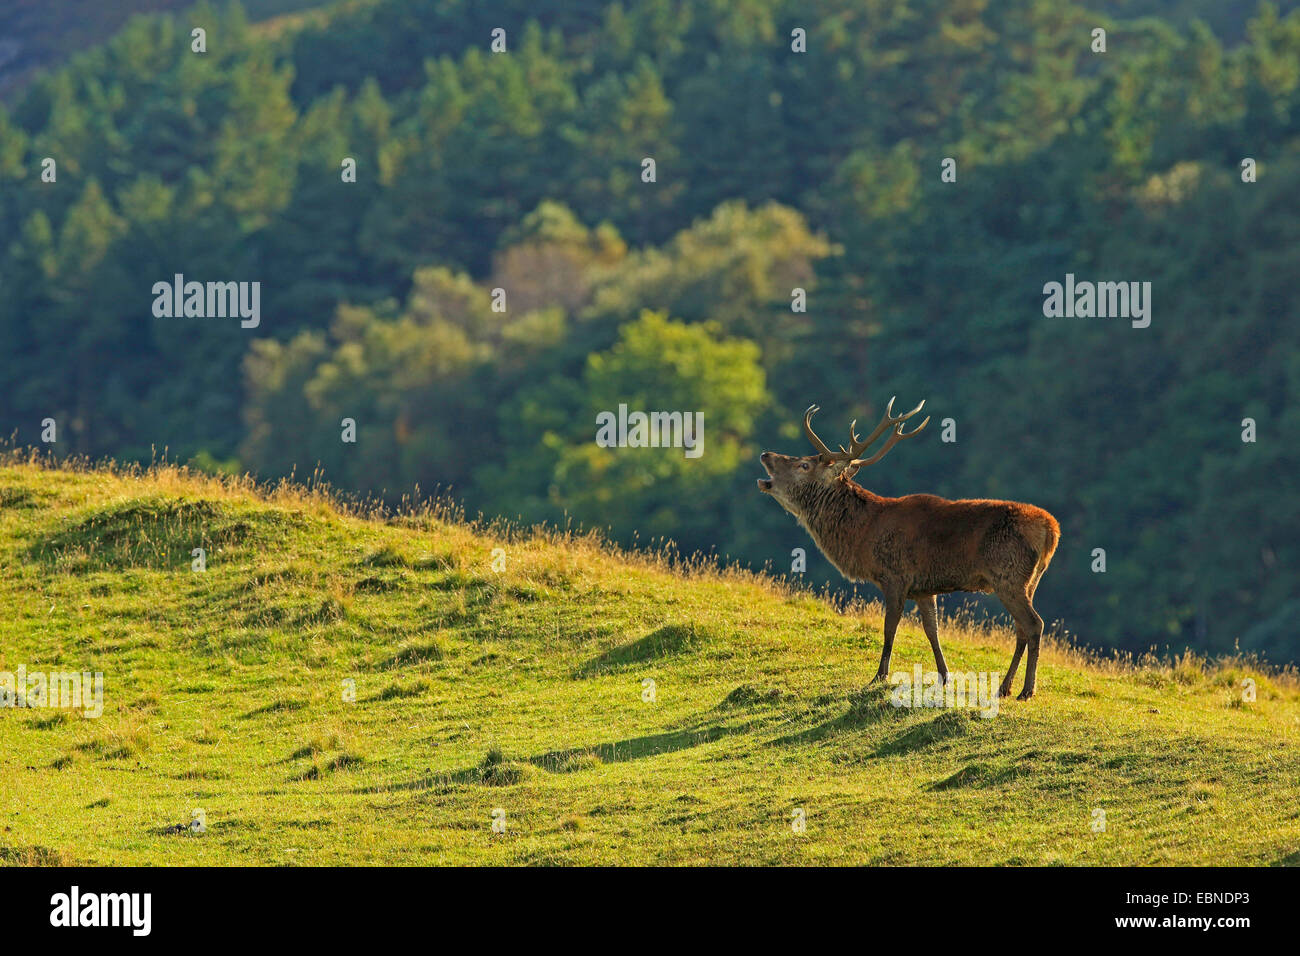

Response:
(799, 462), (811, 471)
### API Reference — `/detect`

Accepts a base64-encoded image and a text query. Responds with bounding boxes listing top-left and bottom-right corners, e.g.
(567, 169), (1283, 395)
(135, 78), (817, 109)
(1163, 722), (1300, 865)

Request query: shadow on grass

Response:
(354, 759), (535, 794)
(928, 760), (1028, 791)
(241, 698), (308, 719)
(874, 709), (974, 757)
(532, 722), (736, 769)
(572, 623), (720, 678)
(374, 639), (448, 670)
(767, 684), (905, 747)
(355, 714), (744, 795)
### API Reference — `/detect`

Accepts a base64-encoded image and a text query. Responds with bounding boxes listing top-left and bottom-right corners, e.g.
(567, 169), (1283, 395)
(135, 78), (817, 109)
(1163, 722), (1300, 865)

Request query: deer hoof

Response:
(869, 670), (889, 685)
(997, 683), (1014, 698)
(1016, 687), (1035, 701)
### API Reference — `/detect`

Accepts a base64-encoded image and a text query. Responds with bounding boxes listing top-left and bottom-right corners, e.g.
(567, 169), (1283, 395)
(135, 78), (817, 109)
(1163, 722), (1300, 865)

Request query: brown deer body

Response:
(758, 400), (1059, 699)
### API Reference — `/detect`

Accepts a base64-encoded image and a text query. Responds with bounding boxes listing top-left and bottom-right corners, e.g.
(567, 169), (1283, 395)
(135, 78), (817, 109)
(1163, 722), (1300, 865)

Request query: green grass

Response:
(2, 454), (1298, 866)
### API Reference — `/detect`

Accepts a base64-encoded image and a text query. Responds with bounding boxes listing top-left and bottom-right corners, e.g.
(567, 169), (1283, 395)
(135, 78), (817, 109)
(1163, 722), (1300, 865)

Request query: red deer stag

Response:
(757, 399), (1059, 700)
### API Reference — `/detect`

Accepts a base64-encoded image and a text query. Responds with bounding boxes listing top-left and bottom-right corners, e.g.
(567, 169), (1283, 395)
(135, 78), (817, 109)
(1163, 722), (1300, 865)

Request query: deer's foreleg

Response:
(872, 588), (906, 683)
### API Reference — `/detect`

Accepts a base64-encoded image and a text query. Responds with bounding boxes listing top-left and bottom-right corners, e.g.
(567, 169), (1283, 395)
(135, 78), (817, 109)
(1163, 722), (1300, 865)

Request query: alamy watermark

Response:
(50, 886), (150, 936)
(889, 664), (1000, 718)
(1, 667), (103, 718)
(595, 405), (703, 458)
(151, 274), (260, 328)
(1042, 274), (1151, 328)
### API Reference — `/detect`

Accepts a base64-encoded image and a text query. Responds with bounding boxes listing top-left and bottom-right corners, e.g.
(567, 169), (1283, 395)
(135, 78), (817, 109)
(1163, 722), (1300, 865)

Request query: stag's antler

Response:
(802, 397), (929, 469)
(848, 396), (929, 467)
(850, 415), (929, 467)
(802, 405), (837, 459)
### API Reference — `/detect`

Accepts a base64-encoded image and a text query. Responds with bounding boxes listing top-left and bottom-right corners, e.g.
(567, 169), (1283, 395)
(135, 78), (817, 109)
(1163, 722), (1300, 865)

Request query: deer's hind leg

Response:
(998, 632), (1027, 698)
(995, 585), (1044, 700)
(916, 594), (948, 685)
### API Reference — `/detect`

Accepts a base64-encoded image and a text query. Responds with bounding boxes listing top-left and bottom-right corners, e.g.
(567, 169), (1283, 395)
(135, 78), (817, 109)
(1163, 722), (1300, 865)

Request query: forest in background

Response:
(1, 0), (1297, 662)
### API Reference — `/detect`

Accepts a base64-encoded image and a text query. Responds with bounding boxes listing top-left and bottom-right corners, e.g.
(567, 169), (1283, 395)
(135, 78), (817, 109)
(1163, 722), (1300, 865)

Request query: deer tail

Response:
(1036, 515), (1060, 572)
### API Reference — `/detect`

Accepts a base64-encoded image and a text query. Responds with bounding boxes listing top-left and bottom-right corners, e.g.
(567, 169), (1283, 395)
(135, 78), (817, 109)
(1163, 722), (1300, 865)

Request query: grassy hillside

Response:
(1, 455), (1297, 866)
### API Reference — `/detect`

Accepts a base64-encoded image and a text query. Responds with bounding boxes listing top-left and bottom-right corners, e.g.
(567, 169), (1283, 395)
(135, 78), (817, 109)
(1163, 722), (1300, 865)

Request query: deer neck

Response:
(793, 478), (882, 578)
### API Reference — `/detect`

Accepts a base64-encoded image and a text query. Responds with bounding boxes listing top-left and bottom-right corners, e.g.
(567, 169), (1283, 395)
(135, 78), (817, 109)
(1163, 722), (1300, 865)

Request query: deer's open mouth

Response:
(757, 477), (773, 492)
(757, 453), (774, 491)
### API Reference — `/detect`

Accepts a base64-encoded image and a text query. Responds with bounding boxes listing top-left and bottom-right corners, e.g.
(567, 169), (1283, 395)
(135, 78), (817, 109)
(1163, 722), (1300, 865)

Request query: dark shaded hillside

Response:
(0, 0), (328, 98)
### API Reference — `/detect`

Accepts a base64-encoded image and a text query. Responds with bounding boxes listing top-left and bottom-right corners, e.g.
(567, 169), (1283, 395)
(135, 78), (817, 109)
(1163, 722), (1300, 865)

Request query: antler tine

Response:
(851, 415), (931, 468)
(837, 419), (860, 456)
(802, 405), (836, 459)
(896, 398), (926, 421)
(845, 395), (927, 457)
(855, 395), (898, 449)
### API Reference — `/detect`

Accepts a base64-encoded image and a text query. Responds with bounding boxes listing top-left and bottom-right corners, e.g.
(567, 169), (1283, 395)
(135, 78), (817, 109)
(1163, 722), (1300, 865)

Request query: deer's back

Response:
(848, 492), (1059, 595)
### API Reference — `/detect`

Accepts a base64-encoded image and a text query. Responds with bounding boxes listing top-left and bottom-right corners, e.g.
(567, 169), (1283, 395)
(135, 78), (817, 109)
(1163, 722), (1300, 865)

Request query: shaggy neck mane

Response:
(789, 476), (882, 573)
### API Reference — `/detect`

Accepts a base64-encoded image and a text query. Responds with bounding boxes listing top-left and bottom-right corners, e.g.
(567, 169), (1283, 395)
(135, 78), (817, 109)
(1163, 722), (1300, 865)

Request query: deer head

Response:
(757, 397), (929, 511)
